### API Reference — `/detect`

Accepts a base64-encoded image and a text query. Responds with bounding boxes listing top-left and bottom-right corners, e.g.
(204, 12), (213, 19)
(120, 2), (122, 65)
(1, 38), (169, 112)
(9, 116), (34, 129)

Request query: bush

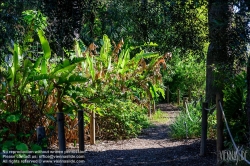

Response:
(95, 100), (150, 140)
(170, 101), (216, 139)
(223, 72), (248, 147)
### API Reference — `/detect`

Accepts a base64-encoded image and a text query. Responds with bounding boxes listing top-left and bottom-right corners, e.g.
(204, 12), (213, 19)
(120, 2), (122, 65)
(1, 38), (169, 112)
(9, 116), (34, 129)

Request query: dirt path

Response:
(84, 104), (217, 166)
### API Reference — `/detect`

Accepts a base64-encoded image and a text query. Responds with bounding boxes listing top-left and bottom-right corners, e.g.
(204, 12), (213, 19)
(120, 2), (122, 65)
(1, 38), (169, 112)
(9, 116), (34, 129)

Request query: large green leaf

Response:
(52, 57), (85, 76)
(86, 54), (95, 80)
(38, 30), (51, 60)
(52, 64), (76, 78)
(20, 59), (33, 91)
(16, 143), (28, 151)
(119, 49), (130, 74)
(13, 43), (20, 75)
(133, 52), (159, 63)
(58, 76), (67, 85)
(8, 66), (14, 88)
(31, 144), (42, 151)
(9, 44), (21, 89)
(157, 87), (165, 99)
(117, 49), (125, 67)
(100, 34), (112, 67)
(130, 42), (158, 50)
(62, 59), (70, 67)
(148, 81), (157, 99)
(34, 56), (43, 68)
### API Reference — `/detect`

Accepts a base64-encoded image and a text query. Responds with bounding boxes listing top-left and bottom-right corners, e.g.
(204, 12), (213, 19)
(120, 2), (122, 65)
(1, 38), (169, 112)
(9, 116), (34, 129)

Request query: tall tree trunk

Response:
(206, 0), (234, 104)
(244, 0), (250, 137)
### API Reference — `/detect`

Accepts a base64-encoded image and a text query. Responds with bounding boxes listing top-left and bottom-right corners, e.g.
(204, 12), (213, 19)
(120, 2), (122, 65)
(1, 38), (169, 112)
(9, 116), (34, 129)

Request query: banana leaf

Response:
(38, 30), (51, 60)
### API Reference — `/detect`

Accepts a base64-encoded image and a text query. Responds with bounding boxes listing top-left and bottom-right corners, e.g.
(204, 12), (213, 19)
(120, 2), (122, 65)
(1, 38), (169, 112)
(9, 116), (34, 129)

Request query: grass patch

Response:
(150, 109), (168, 123)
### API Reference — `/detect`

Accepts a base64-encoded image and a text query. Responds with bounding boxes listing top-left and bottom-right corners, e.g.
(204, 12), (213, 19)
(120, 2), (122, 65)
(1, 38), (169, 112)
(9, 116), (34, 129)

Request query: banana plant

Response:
(0, 29), (87, 115)
(0, 10), (90, 151)
(77, 35), (166, 113)
(115, 41), (165, 96)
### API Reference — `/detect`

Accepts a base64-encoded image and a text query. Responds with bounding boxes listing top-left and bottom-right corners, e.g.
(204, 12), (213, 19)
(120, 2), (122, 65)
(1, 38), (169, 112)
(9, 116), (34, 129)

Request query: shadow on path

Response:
(84, 139), (216, 166)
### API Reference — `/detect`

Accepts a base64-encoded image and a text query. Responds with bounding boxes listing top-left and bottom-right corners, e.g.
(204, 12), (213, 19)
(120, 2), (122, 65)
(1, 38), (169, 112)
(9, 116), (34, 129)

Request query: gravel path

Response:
(84, 104), (217, 166)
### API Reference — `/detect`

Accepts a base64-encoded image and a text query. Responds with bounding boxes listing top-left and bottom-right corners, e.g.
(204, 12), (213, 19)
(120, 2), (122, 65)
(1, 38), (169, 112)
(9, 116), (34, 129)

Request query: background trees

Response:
(0, 0), (209, 101)
(92, 0), (208, 54)
(2, 0), (250, 146)
(41, 0), (85, 57)
(0, 0), (208, 57)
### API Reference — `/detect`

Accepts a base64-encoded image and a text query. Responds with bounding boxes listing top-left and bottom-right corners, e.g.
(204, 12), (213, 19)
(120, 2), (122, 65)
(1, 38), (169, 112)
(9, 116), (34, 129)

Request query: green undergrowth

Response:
(170, 102), (216, 139)
(150, 109), (168, 124)
(96, 100), (150, 140)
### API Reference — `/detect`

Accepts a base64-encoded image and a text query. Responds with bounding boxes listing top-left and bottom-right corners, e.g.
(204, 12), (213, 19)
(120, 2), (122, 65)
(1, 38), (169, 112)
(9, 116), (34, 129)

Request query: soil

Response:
(83, 103), (217, 166)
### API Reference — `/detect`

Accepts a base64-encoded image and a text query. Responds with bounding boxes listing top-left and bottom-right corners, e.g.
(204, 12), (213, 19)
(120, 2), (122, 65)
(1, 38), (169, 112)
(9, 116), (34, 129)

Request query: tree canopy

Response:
(0, 0), (209, 59)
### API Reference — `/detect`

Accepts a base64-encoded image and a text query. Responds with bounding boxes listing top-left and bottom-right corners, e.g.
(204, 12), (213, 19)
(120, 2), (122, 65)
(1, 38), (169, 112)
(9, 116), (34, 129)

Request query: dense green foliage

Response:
(162, 49), (206, 102)
(0, 0), (208, 59)
(96, 100), (150, 140)
(170, 102), (216, 139)
(223, 72), (248, 147)
(90, 0), (208, 54)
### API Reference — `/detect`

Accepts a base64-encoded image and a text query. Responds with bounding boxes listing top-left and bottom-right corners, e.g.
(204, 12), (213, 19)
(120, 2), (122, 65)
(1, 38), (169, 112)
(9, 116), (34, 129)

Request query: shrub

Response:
(223, 72), (248, 147)
(95, 100), (150, 140)
(170, 101), (216, 139)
